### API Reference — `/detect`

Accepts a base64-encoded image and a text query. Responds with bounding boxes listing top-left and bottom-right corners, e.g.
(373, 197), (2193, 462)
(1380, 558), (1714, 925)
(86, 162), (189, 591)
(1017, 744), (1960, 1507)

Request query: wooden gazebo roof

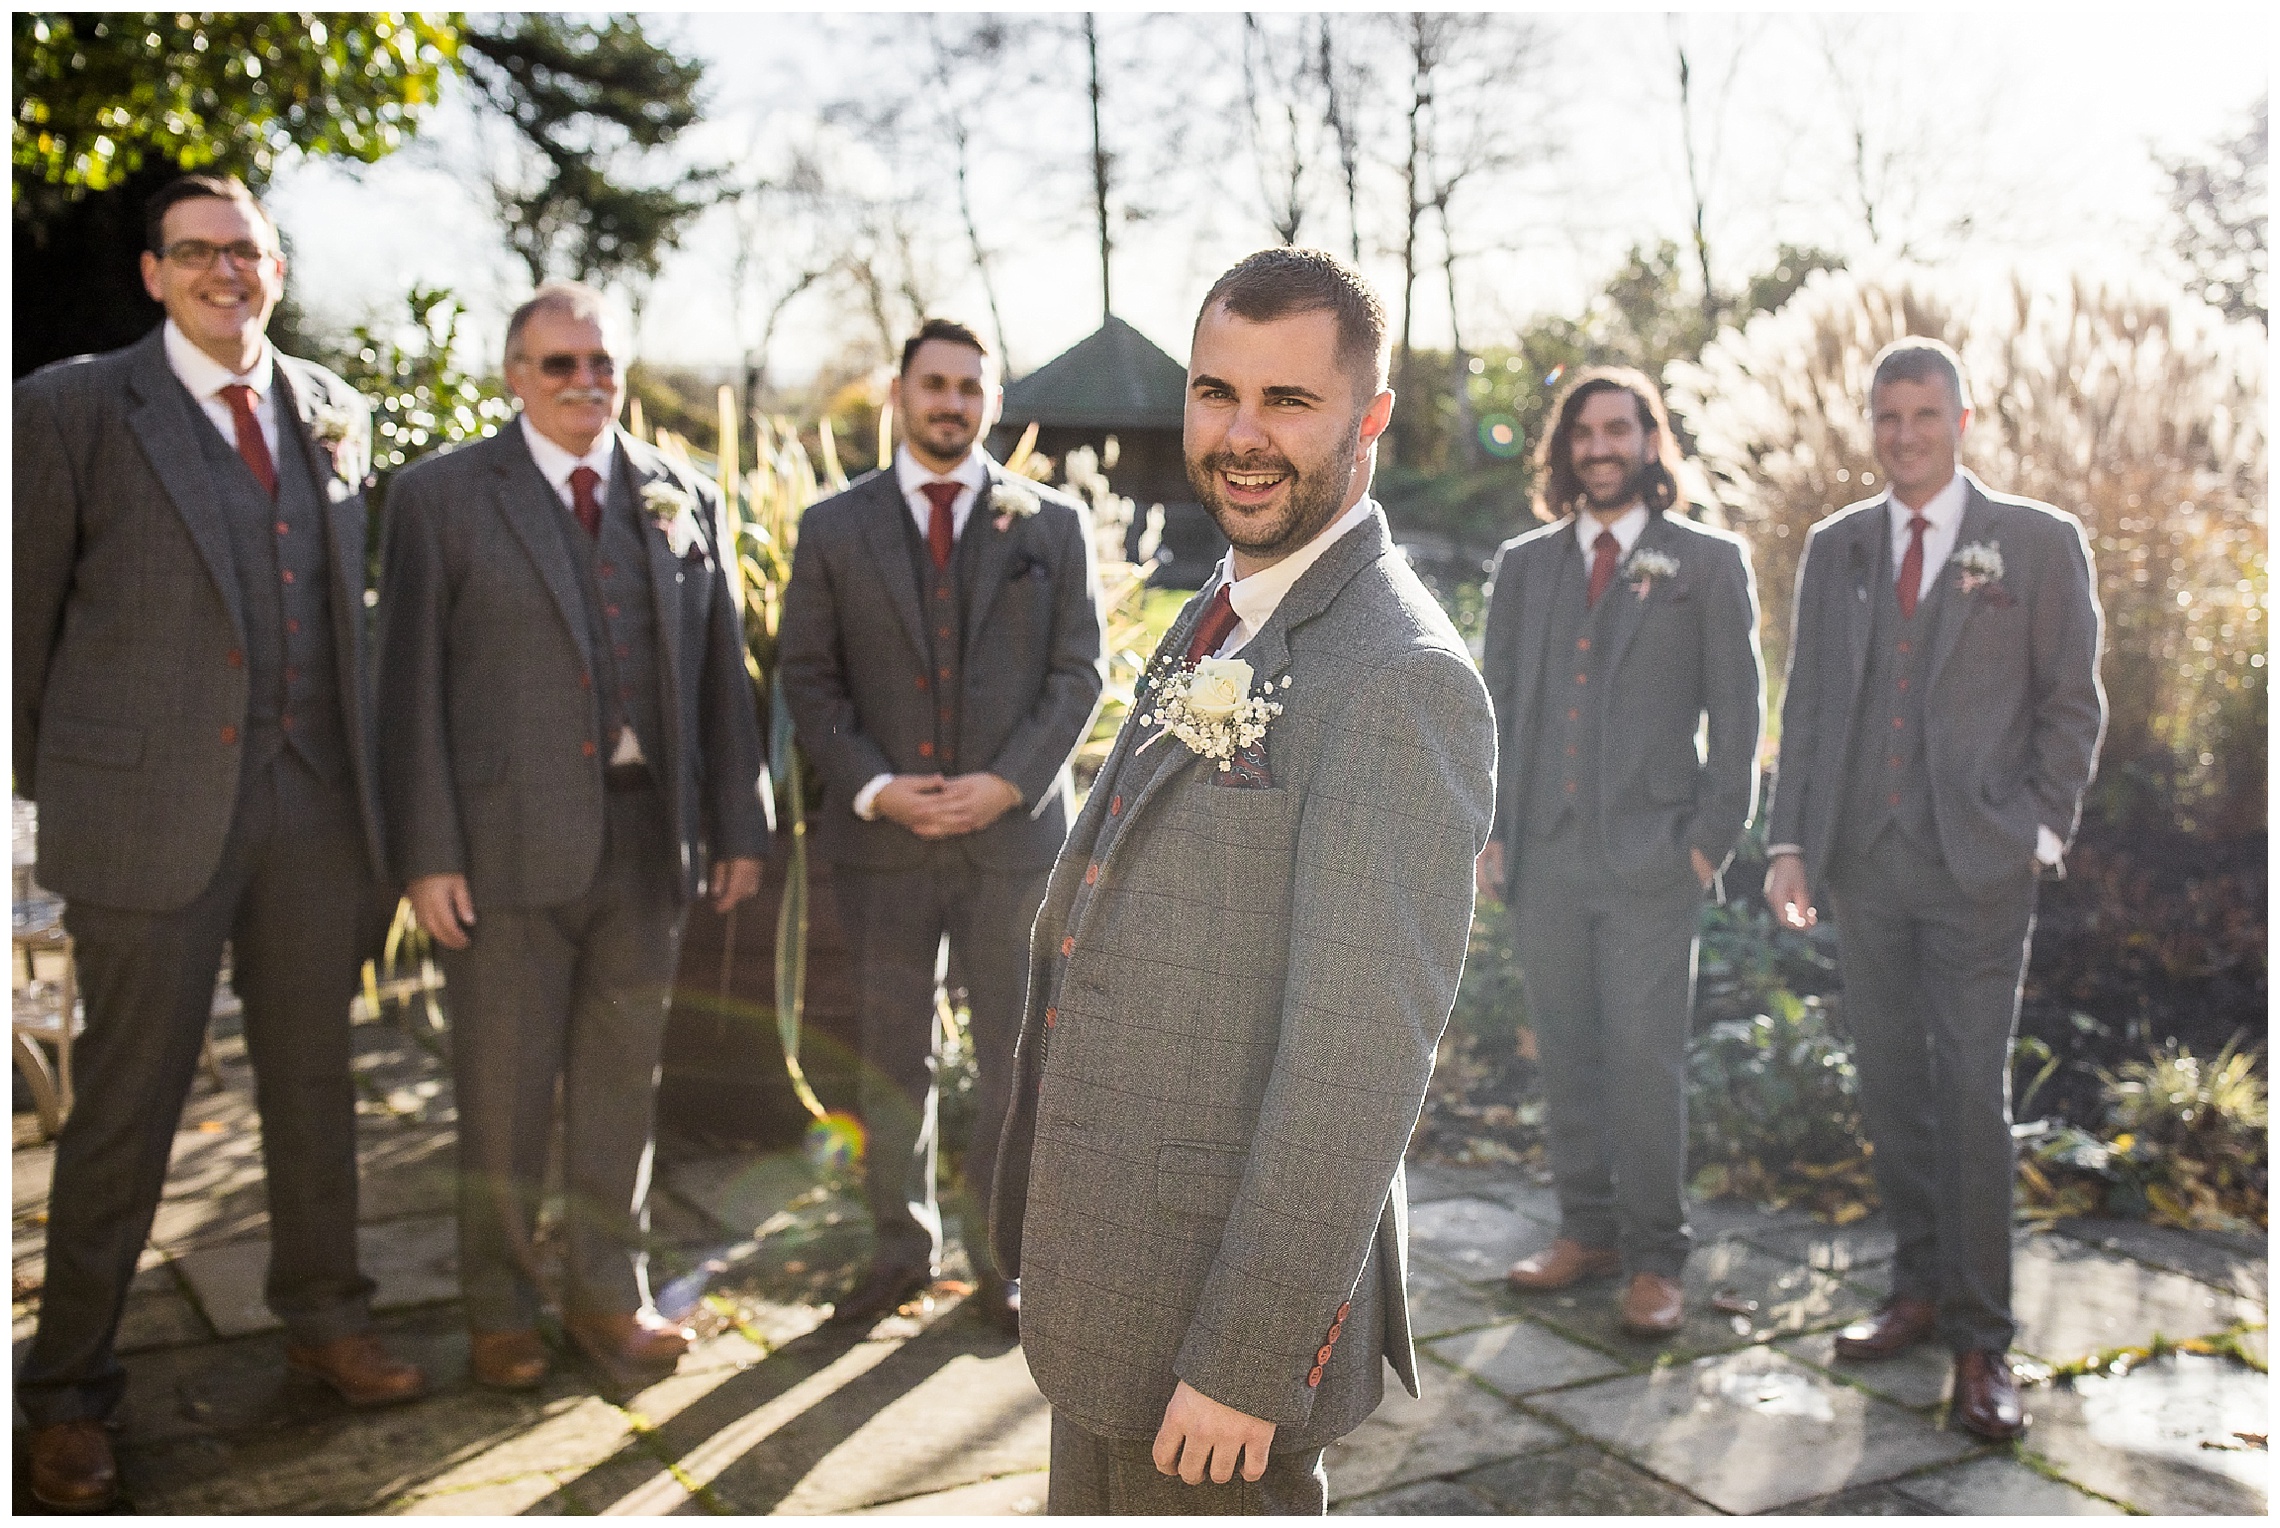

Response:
(1000, 315), (1185, 431)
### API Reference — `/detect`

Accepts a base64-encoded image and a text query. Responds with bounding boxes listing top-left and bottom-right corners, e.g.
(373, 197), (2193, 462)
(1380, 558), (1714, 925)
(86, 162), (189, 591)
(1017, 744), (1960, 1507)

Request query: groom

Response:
(992, 248), (1496, 1513)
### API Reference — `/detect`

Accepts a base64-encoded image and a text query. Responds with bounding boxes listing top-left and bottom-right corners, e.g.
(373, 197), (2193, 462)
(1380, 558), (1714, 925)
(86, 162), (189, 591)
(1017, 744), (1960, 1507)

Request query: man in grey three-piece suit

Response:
(377, 280), (769, 1395)
(1765, 337), (2105, 1440)
(1479, 368), (1763, 1338)
(994, 249), (1496, 1514)
(13, 175), (424, 1511)
(778, 318), (1105, 1332)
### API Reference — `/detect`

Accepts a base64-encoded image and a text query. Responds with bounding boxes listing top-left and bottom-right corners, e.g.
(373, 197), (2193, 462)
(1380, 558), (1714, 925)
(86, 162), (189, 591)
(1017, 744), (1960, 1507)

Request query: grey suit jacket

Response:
(776, 463), (1106, 871)
(13, 326), (386, 911)
(992, 510), (1497, 1450)
(375, 423), (769, 908)
(1766, 473), (2106, 897)
(1481, 511), (1763, 895)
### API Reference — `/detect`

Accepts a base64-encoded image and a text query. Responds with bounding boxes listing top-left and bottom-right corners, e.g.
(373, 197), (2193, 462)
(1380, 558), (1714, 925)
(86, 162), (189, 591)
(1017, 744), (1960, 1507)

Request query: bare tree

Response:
(1667, 15), (1759, 328)
(1239, 12), (1334, 245)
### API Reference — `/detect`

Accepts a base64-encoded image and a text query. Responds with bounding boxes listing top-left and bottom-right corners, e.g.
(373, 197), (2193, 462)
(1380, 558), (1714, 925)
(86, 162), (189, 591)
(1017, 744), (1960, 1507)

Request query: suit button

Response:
(219, 725), (238, 745)
(1574, 672), (1587, 684)
(1891, 716), (1904, 730)
(616, 643), (630, 658)
(1306, 1366), (1323, 1388)
(1576, 637), (1590, 651)
(1336, 1302), (1351, 1321)
(285, 665), (300, 682)
(940, 707), (953, 722)
(1897, 677), (1910, 691)
(915, 676), (928, 691)
(1084, 863), (1098, 885)
(1316, 1344), (1333, 1365)
(1897, 641), (1912, 654)
(1889, 756), (1902, 769)
(280, 713), (295, 732)
(580, 673), (593, 690)
(1888, 792), (1902, 806)
(1567, 707), (1580, 722)
(1110, 795), (1122, 816)
(226, 649), (244, 668)
(600, 562), (614, 577)
(1564, 780), (1578, 794)
(287, 619), (301, 634)
(1045, 1007), (1056, 1028)
(939, 667), (952, 680)
(1564, 745), (1577, 757)
(274, 520), (289, 536)
(582, 740), (597, 757)
(918, 741), (934, 758)
(606, 604), (620, 618)
(937, 626), (952, 640)
(280, 569), (295, 584)
(936, 588), (952, 601)
(621, 685), (634, 700)
(1328, 1321), (1344, 1343)
(1061, 935), (1075, 957)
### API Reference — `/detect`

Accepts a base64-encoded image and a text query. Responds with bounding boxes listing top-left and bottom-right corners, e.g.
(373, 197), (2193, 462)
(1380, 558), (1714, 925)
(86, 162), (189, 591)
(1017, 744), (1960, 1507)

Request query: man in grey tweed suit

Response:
(778, 318), (1105, 1332)
(1479, 368), (1763, 1338)
(993, 249), (1496, 1514)
(12, 175), (424, 1510)
(1765, 337), (2105, 1439)
(377, 281), (769, 1394)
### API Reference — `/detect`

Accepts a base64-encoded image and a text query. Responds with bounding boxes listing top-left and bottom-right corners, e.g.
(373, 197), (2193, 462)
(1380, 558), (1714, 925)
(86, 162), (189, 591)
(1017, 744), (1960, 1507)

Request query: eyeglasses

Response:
(527, 351), (618, 380)
(160, 240), (279, 270)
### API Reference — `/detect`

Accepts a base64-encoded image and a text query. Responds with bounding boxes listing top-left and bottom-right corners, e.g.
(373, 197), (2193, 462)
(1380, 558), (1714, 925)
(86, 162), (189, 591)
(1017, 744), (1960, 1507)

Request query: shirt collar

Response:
(1887, 472), (1969, 537)
(895, 442), (991, 498)
(162, 318), (274, 402)
(1221, 496), (1378, 635)
(520, 413), (618, 491)
(1574, 503), (1650, 559)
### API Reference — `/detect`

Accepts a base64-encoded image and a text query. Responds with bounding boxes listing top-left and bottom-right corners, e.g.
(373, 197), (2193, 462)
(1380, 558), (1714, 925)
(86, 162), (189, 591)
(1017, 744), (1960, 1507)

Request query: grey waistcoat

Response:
(556, 456), (668, 779)
(1836, 544), (1949, 866)
(1522, 549), (1615, 844)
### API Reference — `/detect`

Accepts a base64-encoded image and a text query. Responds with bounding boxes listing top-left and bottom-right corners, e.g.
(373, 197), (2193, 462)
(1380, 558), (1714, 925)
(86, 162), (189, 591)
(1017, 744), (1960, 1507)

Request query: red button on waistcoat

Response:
(1306, 1366), (1323, 1388)
(279, 714), (295, 731)
(1110, 795), (1122, 816)
(1891, 716), (1904, 730)
(1084, 863), (1098, 885)
(285, 666), (300, 682)
(1575, 672), (1588, 684)
(1045, 1007), (1057, 1028)
(226, 649), (244, 668)
(274, 520), (289, 536)
(1061, 935), (1076, 957)
(915, 676), (929, 691)
(219, 725), (238, 744)
(1566, 707), (1580, 722)
(600, 562), (615, 578)
(1888, 792), (1901, 806)
(1897, 677), (1910, 691)
(606, 604), (620, 618)
(287, 619), (301, 634)
(1897, 641), (1912, 654)
(939, 666), (952, 680)
(937, 626), (952, 640)
(918, 741), (934, 758)
(1564, 780), (1578, 794)
(1576, 637), (1590, 651)
(280, 569), (295, 584)
(579, 672), (593, 689)
(582, 740), (597, 757)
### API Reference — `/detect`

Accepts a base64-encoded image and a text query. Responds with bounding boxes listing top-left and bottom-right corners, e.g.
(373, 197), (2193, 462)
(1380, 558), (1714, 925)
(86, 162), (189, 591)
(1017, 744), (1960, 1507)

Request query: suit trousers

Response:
(1511, 816), (1705, 1278)
(1826, 824), (2038, 1355)
(19, 752), (382, 1426)
(1047, 1411), (1329, 1515)
(831, 857), (1050, 1276)
(439, 784), (685, 1332)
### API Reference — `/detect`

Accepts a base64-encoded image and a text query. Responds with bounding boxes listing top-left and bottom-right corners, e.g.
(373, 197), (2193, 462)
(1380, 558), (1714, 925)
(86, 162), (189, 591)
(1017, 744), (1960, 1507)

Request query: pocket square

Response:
(1211, 739), (1274, 789)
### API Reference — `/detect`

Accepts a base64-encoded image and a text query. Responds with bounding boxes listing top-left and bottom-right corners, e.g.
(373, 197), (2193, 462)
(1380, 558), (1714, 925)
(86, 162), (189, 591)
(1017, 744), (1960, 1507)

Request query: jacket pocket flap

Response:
(1156, 1140), (1247, 1219)
(44, 714), (145, 769)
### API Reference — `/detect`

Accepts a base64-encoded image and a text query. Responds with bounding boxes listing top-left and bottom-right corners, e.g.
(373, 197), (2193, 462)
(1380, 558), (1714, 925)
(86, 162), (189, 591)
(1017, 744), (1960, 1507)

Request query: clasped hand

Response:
(874, 772), (1021, 838)
(1152, 1380), (1276, 1486)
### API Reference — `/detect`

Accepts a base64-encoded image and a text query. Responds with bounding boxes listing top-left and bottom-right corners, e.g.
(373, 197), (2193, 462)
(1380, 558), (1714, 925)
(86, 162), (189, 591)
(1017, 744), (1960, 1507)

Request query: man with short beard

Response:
(1477, 368), (1763, 1338)
(992, 248), (1495, 1513)
(778, 319), (1105, 1333)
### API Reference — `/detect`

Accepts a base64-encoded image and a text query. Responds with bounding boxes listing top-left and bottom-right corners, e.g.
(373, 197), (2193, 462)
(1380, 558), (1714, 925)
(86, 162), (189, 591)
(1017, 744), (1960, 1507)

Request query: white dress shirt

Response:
(1574, 502), (1649, 568)
(1886, 471), (1969, 605)
(1205, 496), (1380, 660)
(520, 413), (619, 511)
(163, 319), (280, 464)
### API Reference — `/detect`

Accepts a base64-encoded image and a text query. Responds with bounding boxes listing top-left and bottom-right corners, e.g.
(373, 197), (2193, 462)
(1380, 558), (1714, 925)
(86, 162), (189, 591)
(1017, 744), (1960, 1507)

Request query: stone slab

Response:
(1398, 1258), (1509, 1341)
(1407, 1195), (1559, 1285)
(1893, 1454), (2128, 1514)
(1780, 1328), (1958, 1411)
(1322, 1362), (1562, 1497)
(1764, 1482), (1940, 1514)
(857, 1469), (1049, 1515)
(2012, 1230), (2261, 1364)
(2023, 1353), (2268, 1515)
(2053, 1217), (2268, 1304)
(1733, 1214), (1898, 1280)
(665, 1152), (827, 1237)
(12, 1140), (53, 1205)
(1424, 1318), (1627, 1397)
(1530, 1346), (1975, 1514)
(1514, 1235), (1872, 1363)
(1402, 1160), (1560, 1220)
(116, 1278), (211, 1353)
(1333, 1475), (1502, 1513)
(397, 1471), (570, 1515)
(173, 1217), (457, 1337)
(157, 1119), (269, 1201)
(355, 1125), (459, 1224)
(1459, 1440), (1718, 1514)
(1687, 1196), (1817, 1243)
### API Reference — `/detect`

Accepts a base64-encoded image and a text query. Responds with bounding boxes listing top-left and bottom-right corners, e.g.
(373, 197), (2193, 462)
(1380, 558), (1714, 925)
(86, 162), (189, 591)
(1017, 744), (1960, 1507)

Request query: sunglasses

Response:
(161, 239), (279, 270)
(528, 351), (618, 380)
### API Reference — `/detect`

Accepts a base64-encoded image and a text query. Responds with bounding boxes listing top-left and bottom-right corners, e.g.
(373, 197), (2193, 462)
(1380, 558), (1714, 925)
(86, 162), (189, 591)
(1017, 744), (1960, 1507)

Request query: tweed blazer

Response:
(13, 326), (386, 911)
(1766, 473), (2105, 897)
(776, 462), (1106, 871)
(992, 509), (1497, 1450)
(1481, 510), (1763, 896)
(375, 423), (770, 909)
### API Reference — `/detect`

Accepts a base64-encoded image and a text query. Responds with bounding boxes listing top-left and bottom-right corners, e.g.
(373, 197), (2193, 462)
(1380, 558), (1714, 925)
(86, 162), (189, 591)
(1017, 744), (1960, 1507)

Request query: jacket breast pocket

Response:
(44, 714), (145, 770)
(1156, 1140), (1247, 1220)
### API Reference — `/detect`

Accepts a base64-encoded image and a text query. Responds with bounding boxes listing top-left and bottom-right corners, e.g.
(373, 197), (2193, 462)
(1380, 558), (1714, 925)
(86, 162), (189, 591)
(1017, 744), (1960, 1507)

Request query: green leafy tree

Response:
(2158, 94), (2267, 330)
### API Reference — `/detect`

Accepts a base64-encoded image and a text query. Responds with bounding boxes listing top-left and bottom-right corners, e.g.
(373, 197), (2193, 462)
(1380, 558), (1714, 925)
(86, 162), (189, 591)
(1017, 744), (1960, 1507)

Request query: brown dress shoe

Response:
(973, 1273), (1020, 1337)
(828, 1260), (934, 1326)
(1951, 1349), (2029, 1440)
(286, 1333), (429, 1407)
(469, 1328), (551, 1390)
(29, 1418), (118, 1511)
(566, 1309), (693, 1376)
(1507, 1238), (1623, 1291)
(1619, 1271), (1686, 1336)
(1834, 1296), (1939, 1360)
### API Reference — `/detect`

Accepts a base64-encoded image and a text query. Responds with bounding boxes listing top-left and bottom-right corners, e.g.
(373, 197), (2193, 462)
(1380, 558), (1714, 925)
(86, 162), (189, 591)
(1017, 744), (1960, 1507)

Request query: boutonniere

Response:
(988, 481), (1041, 533)
(640, 478), (705, 559)
(1136, 656), (1291, 771)
(304, 399), (370, 487)
(1623, 547), (1680, 598)
(1953, 541), (2010, 602)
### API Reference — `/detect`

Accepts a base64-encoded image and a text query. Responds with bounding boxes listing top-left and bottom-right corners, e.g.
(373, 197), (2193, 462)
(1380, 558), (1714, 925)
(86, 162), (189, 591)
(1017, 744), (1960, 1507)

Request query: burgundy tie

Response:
(922, 481), (961, 569)
(1586, 529), (1619, 608)
(1897, 513), (1929, 617)
(1184, 585), (1239, 665)
(219, 383), (277, 499)
(570, 466), (603, 540)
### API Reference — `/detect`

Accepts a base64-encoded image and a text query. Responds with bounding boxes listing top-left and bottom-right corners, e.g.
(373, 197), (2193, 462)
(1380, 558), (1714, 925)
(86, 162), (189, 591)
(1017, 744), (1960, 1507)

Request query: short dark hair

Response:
(900, 317), (993, 377)
(143, 174), (275, 256)
(1194, 247), (1389, 399)
(1869, 336), (1971, 412)
(1532, 367), (1688, 522)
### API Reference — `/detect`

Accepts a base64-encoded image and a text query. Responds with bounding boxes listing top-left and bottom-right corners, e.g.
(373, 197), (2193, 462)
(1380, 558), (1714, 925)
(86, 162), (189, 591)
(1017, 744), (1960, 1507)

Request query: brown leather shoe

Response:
(1833, 1296), (1939, 1361)
(286, 1333), (428, 1407)
(567, 1308), (693, 1370)
(469, 1328), (551, 1390)
(828, 1260), (933, 1326)
(1506, 1238), (1623, 1291)
(1619, 1271), (1685, 1336)
(973, 1273), (1020, 1337)
(1952, 1349), (2029, 1440)
(28, 1419), (118, 1511)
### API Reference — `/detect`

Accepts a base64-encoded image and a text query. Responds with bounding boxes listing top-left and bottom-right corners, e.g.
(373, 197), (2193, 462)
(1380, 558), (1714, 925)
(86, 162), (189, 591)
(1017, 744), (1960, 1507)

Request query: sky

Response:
(264, 9), (2270, 384)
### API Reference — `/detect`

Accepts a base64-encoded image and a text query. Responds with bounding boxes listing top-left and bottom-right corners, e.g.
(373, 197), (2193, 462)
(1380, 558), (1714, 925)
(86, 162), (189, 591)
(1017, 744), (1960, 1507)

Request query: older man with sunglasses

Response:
(376, 280), (769, 1395)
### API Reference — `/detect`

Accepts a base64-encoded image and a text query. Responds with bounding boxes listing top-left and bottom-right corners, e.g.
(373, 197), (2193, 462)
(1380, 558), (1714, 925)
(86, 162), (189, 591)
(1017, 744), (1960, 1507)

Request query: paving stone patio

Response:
(11, 1012), (2269, 1514)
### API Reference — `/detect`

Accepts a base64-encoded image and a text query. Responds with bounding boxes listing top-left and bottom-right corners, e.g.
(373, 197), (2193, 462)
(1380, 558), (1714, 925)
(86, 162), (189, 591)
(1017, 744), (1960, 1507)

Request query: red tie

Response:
(570, 466), (603, 540)
(1586, 529), (1619, 608)
(922, 481), (961, 569)
(1897, 513), (1929, 617)
(219, 383), (276, 499)
(1184, 585), (1239, 665)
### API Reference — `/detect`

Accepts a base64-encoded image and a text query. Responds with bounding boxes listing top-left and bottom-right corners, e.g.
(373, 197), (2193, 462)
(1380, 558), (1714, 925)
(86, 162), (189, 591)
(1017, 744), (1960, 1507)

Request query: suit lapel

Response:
(960, 469), (1021, 663)
(857, 473), (930, 663)
(1845, 506), (1884, 696)
(490, 426), (594, 669)
(273, 362), (371, 709)
(123, 330), (245, 642)
(1927, 482), (1996, 695)
(1603, 512), (1673, 677)
(1513, 528), (1565, 734)
(620, 433), (688, 701)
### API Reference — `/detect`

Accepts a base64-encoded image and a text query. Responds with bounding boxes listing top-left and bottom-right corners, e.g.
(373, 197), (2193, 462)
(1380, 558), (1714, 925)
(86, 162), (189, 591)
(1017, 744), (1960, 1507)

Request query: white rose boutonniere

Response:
(989, 481), (1041, 533)
(1623, 546), (1680, 598)
(1137, 655), (1290, 770)
(1953, 541), (2011, 603)
(641, 478), (705, 560)
(305, 399), (370, 487)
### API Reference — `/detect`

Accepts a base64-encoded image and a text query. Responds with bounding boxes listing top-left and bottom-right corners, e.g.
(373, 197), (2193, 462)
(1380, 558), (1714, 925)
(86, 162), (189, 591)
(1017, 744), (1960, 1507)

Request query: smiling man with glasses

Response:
(375, 280), (770, 1396)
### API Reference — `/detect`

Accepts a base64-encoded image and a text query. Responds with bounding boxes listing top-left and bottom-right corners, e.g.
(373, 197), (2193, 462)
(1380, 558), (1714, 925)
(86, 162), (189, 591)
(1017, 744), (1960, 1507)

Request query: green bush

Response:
(1686, 990), (1875, 1219)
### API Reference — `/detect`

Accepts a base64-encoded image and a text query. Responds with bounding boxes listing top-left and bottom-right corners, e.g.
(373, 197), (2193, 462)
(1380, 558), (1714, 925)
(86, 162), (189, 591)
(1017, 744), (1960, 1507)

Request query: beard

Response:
(910, 410), (982, 462)
(1575, 451), (1654, 512)
(1188, 427), (1358, 566)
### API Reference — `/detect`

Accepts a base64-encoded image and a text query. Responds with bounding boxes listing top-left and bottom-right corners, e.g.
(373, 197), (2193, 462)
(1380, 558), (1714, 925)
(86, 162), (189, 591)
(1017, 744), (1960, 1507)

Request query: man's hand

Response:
(1475, 840), (1506, 902)
(1152, 1380), (1276, 1486)
(917, 773), (1022, 837)
(1764, 852), (1817, 930)
(1691, 846), (1717, 890)
(871, 773), (949, 831)
(408, 873), (476, 950)
(709, 856), (763, 914)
